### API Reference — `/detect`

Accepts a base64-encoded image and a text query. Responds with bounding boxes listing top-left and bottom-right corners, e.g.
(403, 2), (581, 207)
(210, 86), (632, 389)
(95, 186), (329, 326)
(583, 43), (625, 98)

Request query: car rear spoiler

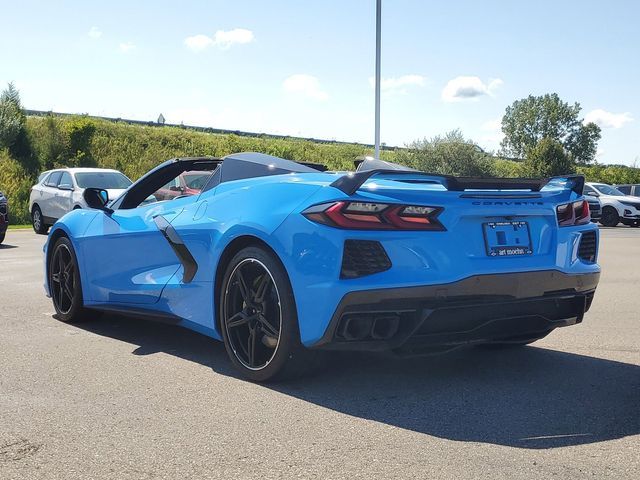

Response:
(330, 170), (585, 196)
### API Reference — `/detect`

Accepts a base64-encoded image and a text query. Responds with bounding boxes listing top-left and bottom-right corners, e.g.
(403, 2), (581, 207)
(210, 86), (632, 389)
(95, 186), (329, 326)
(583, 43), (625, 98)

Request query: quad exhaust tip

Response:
(337, 313), (400, 342)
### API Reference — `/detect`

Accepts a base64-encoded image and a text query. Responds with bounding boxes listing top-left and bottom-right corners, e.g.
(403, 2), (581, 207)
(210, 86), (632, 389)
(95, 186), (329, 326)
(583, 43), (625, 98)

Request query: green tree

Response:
(565, 122), (601, 165)
(501, 93), (601, 164)
(399, 130), (494, 176)
(524, 137), (574, 177)
(0, 82), (25, 149)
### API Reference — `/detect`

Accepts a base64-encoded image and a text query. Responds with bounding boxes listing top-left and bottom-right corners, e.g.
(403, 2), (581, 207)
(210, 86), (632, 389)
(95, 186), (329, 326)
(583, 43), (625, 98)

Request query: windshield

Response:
(74, 172), (132, 189)
(183, 172), (211, 190)
(593, 184), (626, 196)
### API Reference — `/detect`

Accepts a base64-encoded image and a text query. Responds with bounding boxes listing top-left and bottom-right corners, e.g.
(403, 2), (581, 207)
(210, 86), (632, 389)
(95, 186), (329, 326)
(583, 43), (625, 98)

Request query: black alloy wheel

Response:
(223, 257), (282, 370)
(48, 237), (88, 322)
(220, 246), (313, 381)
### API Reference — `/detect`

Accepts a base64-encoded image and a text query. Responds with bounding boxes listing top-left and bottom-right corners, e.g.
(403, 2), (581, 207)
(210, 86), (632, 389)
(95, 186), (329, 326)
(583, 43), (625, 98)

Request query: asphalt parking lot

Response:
(1, 229), (638, 479)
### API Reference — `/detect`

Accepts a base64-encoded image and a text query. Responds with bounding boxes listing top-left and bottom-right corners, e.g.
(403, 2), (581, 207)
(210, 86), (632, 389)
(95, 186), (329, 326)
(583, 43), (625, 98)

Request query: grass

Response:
(3, 113), (640, 224)
(7, 224), (31, 230)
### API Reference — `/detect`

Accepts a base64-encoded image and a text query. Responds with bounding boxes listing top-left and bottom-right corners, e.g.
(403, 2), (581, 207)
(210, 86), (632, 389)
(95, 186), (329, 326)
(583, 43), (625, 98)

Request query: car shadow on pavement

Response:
(75, 313), (640, 450)
(0, 243), (18, 249)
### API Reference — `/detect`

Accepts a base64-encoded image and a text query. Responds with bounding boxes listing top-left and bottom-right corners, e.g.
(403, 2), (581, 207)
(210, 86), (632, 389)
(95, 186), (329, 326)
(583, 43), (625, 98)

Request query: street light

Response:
(374, 0), (382, 160)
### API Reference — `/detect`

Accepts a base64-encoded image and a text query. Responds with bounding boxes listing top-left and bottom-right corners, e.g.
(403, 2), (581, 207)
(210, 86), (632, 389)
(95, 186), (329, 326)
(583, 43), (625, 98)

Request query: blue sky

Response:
(1, 0), (638, 165)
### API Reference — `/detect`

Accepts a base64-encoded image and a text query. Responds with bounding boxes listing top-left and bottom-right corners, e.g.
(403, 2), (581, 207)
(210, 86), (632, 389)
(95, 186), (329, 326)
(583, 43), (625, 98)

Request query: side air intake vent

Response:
(341, 240), (391, 279)
(578, 231), (597, 263)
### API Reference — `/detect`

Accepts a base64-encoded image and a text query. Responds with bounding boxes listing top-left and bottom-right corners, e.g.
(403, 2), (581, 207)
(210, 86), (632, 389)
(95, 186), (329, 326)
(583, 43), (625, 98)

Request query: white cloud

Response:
(184, 28), (254, 52)
(88, 26), (102, 39)
(584, 109), (633, 129)
(368, 74), (426, 94)
(442, 76), (503, 102)
(212, 28), (254, 49)
(184, 34), (213, 52)
(283, 74), (329, 101)
(119, 42), (135, 53)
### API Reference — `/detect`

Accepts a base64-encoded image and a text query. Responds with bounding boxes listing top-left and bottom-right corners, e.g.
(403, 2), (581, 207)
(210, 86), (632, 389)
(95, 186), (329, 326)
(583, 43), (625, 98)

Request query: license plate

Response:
(483, 221), (532, 257)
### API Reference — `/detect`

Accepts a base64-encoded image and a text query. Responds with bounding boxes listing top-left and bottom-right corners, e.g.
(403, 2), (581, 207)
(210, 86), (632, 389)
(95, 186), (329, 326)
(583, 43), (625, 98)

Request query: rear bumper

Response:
(311, 270), (599, 354)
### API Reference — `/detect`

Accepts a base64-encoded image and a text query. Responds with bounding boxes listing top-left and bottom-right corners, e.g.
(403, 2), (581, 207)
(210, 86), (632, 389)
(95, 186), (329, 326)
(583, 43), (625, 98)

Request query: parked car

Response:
(614, 184), (640, 196)
(584, 182), (640, 227)
(153, 170), (212, 201)
(0, 190), (7, 244)
(585, 195), (601, 222)
(43, 153), (600, 381)
(29, 168), (132, 234)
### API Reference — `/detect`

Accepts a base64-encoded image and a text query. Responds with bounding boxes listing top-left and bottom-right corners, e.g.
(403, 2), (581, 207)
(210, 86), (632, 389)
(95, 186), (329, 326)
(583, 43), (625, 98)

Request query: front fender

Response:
(43, 209), (100, 298)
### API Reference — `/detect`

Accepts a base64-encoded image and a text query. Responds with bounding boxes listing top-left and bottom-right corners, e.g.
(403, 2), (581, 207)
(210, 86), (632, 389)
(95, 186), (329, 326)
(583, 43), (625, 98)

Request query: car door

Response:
(54, 171), (75, 217)
(39, 171), (62, 220)
(78, 159), (218, 306)
(79, 199), (191, 305)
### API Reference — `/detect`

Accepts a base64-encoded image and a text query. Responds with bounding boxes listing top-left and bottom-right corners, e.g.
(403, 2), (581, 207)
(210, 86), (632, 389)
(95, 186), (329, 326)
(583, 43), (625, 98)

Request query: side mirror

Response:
(169, 186), (183, 192)
(58, 183), (74, 191)
(584, 191), (598, 197)
(83, 188), (113, 213)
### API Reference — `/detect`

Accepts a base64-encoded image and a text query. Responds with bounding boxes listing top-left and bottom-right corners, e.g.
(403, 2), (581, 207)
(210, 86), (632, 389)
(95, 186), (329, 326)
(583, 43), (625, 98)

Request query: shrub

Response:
(0, 149), (35, 224)
(397, 130), (494, 176)
(524, 138), (574, 177)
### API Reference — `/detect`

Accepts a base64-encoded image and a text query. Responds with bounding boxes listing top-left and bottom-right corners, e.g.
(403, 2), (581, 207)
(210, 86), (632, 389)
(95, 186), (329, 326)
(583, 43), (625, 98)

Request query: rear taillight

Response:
(557, 200), (590, 226)
(303, 201), (445, 230)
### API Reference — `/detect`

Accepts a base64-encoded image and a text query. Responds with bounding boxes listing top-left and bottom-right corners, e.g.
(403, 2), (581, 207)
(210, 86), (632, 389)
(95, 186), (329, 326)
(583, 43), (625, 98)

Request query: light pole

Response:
(374, 0), (382, 160)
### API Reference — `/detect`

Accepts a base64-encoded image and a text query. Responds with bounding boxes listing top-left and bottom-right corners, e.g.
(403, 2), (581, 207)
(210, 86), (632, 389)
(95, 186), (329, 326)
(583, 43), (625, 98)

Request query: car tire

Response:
(0, 232), (5, 244)
(599, 206), (619, 227)
(48, 236), (90, 323)
(219, 245), (314, 382)
(32, 205), (49, 235)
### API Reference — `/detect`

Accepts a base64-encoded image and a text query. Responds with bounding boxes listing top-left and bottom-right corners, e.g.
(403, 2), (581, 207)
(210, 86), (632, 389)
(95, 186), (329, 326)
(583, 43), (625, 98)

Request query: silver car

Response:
(29, 168), (132, 234)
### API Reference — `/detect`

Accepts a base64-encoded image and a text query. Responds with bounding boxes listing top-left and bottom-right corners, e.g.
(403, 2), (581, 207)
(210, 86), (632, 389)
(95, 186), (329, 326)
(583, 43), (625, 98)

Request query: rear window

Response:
(74, 172), (132, 189)
(183, 172), (211, 190)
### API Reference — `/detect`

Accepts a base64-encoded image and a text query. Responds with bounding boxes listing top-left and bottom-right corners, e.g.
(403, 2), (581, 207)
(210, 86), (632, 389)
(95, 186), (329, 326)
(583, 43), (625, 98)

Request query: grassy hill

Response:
(1, 113), (640, 225)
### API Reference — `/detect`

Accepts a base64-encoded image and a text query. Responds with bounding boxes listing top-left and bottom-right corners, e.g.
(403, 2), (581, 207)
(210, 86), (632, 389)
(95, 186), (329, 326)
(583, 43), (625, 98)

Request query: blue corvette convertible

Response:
(44, 153), (600, 381)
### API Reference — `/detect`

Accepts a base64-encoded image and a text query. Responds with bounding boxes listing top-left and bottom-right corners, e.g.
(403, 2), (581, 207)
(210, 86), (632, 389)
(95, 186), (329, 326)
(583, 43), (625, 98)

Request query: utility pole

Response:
(374, 0), (382, 159)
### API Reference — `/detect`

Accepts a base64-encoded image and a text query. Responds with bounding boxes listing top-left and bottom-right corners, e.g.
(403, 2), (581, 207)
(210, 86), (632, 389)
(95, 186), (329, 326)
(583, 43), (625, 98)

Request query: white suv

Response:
(29, 168), (132, 234)
(584, 182), (640, 227)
